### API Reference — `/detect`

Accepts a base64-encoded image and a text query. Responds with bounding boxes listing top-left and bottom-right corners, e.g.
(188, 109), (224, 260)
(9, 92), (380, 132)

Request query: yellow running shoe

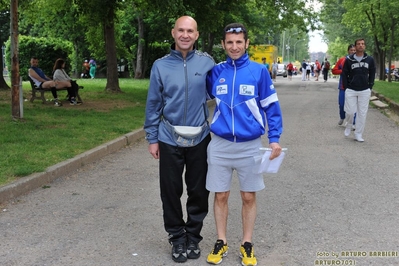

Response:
(240, 242), (257, 266)
(207, 239), (229, 264)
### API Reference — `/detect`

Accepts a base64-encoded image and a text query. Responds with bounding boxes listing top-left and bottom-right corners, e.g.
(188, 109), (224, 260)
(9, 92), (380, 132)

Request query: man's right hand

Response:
(148, 143), (159, 159)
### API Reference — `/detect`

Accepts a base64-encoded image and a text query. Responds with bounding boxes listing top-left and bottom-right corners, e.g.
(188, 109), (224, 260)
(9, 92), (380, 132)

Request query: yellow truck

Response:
(248, 44), (278, 72)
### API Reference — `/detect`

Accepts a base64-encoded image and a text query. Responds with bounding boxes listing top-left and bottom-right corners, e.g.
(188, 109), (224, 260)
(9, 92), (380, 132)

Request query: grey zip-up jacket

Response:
(144, 44), (215, 146)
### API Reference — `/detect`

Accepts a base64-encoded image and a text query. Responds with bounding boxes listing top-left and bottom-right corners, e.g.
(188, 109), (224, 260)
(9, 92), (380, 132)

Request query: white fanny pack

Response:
(163, 119), (208, 147)
(173, 126), (203, 137)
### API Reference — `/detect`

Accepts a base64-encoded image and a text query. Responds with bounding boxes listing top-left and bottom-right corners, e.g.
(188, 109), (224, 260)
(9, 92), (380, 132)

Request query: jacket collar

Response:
(170, 43), (196, 60)
(348, 52), (369, 61)
(226, 52), (250, 68)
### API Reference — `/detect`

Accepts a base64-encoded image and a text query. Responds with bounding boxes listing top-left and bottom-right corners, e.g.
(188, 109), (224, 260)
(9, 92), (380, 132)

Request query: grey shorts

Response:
(206, 135), (265, 192)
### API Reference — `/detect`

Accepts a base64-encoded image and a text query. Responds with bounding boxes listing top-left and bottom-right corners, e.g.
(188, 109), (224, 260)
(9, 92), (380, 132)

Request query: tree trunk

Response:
(134, 15), (145, 79)
(104, 21), (121, 92)
(11, 0), (20, 119)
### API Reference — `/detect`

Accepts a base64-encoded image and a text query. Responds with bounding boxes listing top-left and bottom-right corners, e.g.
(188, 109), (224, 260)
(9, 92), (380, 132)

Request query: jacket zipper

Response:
(231, 60), (236, 142)
(183, 59), (188, 125)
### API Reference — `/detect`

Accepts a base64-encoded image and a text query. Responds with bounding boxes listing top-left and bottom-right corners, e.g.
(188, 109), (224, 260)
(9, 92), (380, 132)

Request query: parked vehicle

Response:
(277, 64), (287, 77)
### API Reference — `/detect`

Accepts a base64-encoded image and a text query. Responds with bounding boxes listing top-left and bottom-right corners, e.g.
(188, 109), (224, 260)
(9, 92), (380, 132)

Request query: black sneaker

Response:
(69, 98), (82, 105)
(54, 99), (62, 107)
(172, 243), (187, 263)
(187, 240), (200, 259)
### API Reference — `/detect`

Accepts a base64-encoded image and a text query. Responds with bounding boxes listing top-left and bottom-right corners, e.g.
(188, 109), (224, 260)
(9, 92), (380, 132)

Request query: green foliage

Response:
(327, 37), (352, 64)
(0, 10), (9, 44)
(10, 0), (322, 79)
(5, 36), (73, 80)
(212, 45), (227, 64)
(144, 42), (170, 76)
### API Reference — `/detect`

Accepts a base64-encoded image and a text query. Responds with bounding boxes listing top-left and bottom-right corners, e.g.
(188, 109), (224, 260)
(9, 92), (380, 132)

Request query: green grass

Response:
(0, 78), (149, 186)
(373, 80), (399, 103)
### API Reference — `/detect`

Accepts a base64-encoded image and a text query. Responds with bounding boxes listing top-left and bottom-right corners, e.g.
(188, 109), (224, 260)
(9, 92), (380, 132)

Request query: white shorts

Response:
(206, 135), (265, 192)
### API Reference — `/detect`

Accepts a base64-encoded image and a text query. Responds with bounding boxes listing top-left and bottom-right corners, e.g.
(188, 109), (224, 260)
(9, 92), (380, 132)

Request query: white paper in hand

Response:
(258, 151), (285, 174)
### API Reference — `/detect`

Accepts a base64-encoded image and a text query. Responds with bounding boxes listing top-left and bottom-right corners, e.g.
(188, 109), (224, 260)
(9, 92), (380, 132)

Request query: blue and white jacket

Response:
(206, 53), (283, 143)
(144, 44), (215, 146)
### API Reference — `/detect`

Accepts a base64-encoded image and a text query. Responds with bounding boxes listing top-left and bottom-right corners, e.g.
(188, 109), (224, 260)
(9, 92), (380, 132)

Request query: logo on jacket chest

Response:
(216, 84), (255, 96)
(239, 85), (255, 96)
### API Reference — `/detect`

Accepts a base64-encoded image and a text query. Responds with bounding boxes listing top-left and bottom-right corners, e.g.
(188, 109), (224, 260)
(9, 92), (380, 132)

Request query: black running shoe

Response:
(172, 243), (187, 263)
(187, 240), (201, 259)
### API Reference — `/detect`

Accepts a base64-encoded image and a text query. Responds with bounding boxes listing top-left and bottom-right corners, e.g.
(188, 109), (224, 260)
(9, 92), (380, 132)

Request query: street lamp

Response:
(286, 32), (299, 63)
(293, 39), (305, 62)
(286, 45), (290, 62)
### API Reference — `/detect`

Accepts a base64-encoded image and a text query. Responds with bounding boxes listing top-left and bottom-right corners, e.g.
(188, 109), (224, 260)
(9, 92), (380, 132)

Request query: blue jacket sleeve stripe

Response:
(260, 93), (279, 108)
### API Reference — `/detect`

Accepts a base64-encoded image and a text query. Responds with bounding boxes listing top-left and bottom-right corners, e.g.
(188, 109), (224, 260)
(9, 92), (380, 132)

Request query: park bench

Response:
(28, 77), (83, 104)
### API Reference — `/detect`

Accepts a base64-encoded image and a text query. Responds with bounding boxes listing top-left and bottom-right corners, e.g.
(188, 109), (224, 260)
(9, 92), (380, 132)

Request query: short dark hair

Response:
(223, 23), (248, 41)
(354, 38), (365, 46)
(347, 44), (355, 51)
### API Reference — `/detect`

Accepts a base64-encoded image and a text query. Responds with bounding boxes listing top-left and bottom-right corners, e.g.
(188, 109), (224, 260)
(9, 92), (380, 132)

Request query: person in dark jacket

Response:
(342, 38), (376, 142)
(144, 16), (215, 263)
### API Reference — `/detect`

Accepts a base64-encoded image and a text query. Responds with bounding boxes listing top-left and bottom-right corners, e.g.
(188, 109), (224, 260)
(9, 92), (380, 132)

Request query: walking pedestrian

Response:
(342, 38), (376, 142)
(144, 15), (215, 263)
(314, 59), (321, 81)
(301, 59), (307, 81)
(89, 59), (96, 79)
(205, 22), (283, 266)
(271, 60), (278, 82)
(287, 61), (294, 81)
(331, 44), (356, 126)
(322, 58), (331, 82)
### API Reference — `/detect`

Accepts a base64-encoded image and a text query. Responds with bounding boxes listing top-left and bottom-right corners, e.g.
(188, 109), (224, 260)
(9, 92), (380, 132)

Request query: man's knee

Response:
(215, 191), (229, 203)
(40, 81), (54, 89)
(241, 191), (256, 204)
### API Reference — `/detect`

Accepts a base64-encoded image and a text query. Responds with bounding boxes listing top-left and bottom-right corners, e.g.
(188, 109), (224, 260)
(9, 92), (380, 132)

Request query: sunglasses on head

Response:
(225, 27), (245, 33)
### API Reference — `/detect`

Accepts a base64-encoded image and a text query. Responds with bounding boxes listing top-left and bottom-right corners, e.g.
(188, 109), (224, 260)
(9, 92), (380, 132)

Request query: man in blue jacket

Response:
(144, 16), (215, 263)
(206, 23), (283, 266)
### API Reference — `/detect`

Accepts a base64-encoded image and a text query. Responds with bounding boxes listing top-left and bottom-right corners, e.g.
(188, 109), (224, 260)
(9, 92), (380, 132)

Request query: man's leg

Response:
(354, 89), (371, 140)
(344, 89), (357, 136)
(40, 81), (60, 104)
(158, 141), (186, 244)
(240, 191), (258, 266)
(241, 191), (257, 244)
(206, 191), (230, 265)
(338, 89), (346, 121)
(184, 135), (210, 243)
(159, 141), (188, 262)
(214, 191), (230, 243)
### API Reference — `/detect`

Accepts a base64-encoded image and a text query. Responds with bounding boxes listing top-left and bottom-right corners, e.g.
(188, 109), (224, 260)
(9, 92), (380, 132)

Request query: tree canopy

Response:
(2, 0), (319, 90)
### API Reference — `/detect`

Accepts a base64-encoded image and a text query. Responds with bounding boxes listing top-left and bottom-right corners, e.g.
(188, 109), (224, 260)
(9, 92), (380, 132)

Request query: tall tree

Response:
(74, 0), (122, 92)
(341, 0), (399, 80)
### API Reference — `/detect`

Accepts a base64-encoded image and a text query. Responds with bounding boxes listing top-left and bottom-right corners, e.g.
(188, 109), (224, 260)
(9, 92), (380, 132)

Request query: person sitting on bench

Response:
(28, 57), (73, 107)
(52, 58), (81, 105)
